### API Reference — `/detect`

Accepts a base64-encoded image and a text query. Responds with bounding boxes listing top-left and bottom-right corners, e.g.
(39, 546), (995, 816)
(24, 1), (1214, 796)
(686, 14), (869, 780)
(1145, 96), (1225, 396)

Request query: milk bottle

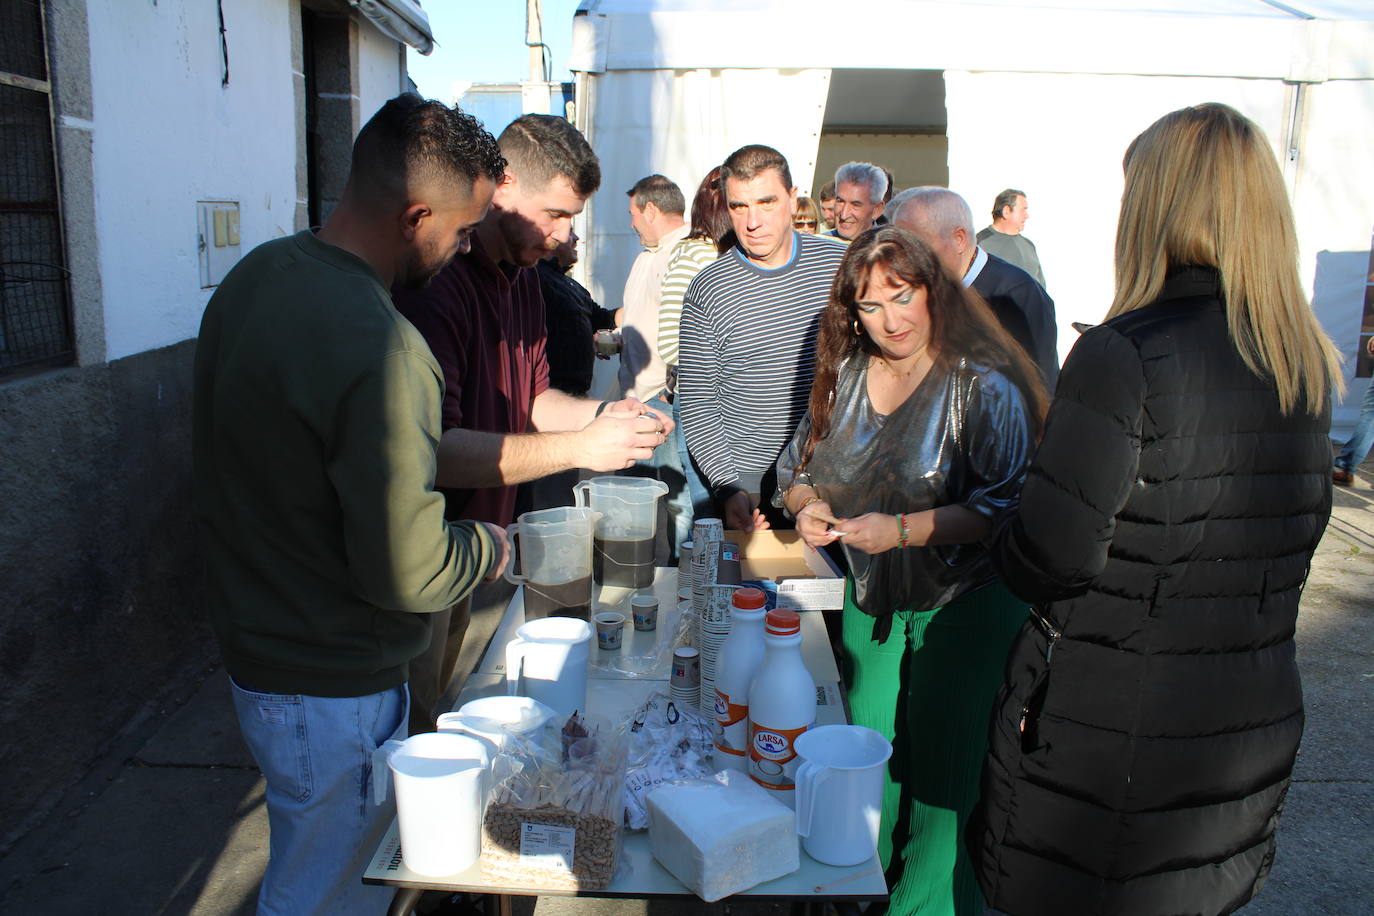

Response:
(746, 608), (815, 802)
(712, 587), (767, 770)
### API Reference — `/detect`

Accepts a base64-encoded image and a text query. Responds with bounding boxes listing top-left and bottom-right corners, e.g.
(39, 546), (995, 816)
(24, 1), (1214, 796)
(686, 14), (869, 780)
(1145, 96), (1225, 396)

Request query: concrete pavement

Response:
(1, 479), (1371, 916)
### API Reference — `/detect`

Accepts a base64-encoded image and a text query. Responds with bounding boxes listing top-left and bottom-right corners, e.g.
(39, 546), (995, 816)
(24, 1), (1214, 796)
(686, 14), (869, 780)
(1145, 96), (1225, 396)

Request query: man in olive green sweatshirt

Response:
(192, 95), (508, 916)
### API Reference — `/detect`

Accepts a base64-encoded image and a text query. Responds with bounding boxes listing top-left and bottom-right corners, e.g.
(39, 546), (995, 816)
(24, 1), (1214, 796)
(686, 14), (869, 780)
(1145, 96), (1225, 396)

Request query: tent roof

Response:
(571, 0), (1374, 79)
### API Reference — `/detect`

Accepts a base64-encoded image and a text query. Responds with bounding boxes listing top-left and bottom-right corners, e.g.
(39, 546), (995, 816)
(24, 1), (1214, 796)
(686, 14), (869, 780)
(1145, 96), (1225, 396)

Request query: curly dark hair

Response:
(794, 226), (1047, 477)
(350, 93), (505, 205)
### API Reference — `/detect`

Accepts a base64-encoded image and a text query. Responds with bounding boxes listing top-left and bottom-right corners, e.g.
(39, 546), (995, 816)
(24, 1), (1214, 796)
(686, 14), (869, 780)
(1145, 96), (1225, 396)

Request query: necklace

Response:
(873, 343), (928, 380)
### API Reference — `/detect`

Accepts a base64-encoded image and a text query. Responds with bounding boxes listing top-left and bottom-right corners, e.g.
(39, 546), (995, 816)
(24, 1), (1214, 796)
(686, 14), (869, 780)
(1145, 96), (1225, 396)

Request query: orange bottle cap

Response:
(764, 608), (800, 636)
(732, 587), (766, 610)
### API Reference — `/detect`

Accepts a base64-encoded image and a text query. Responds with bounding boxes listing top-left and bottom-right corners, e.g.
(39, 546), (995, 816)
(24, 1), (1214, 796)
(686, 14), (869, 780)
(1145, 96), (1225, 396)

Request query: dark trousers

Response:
(406, 595), (472, 735)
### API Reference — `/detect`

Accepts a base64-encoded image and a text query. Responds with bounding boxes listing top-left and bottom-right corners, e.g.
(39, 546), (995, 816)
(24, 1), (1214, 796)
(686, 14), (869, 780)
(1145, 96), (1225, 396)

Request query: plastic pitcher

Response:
(505, 616), (592, 719)
(504, 506), (600, 619)
(435, 696), (555, 756)
(372, 732), (490, 877)
(793, 724), (892, 866)
(574, 476), (669, 588)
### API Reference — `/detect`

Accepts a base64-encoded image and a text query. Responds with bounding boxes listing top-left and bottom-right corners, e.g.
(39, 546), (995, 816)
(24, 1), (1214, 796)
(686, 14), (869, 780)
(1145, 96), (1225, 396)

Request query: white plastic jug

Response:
(435, 695), (555, 756)
(574, 476), (668, 588)
(505, 616), (591, 720)
(793, 724), (892, 866)
(372, 732), (490, 877)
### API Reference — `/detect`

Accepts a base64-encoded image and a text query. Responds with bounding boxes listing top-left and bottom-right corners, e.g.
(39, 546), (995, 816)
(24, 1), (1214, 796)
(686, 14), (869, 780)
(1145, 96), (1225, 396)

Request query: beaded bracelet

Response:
(797, 495), (822, 515)
(896, 513), (910, 548)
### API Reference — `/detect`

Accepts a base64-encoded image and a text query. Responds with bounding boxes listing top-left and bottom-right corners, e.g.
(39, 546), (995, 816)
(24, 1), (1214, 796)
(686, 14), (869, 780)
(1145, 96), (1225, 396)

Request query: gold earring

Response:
(852, 318), (862, 336)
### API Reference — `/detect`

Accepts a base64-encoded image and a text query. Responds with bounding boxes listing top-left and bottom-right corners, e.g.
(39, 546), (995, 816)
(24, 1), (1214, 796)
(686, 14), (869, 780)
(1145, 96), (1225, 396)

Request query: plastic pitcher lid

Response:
(765, 608), (801, 636)
(732, 587), (766, 610)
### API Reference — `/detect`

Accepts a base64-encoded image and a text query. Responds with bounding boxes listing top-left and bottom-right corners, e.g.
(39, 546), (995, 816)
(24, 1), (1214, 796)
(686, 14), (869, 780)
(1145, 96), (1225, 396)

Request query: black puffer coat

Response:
(968, 267), (1332, 916)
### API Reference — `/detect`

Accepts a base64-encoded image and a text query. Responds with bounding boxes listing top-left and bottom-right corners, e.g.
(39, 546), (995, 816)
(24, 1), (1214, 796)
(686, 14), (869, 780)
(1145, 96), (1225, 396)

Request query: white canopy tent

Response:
(568, 0), (1374, 430)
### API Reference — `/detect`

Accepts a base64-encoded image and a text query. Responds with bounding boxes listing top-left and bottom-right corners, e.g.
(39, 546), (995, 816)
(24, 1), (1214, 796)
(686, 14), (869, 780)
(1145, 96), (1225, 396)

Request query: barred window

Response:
(1, 0), (73, 376)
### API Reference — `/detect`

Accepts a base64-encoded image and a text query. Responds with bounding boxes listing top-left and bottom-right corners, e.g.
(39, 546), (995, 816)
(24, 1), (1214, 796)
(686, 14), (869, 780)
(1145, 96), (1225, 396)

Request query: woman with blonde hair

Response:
(968, 103), (1339, 916)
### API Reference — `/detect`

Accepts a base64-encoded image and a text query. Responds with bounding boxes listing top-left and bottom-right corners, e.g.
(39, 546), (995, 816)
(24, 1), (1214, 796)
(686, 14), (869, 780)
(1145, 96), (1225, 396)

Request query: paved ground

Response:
(1, 475), (1371, 916)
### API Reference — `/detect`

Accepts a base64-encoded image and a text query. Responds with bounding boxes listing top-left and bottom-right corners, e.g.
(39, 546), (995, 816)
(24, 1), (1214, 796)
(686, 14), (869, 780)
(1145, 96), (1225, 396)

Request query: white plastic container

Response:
(794, 724), (892, 865)
(712, 587), (768, 770)
(505, 616), (592, 719)
(372, 732), (490, 877)
(746, 608), (816, 803)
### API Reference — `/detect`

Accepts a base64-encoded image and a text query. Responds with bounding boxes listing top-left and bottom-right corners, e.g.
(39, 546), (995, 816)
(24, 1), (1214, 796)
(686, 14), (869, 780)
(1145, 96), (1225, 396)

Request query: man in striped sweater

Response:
(678, 145), (847, 530)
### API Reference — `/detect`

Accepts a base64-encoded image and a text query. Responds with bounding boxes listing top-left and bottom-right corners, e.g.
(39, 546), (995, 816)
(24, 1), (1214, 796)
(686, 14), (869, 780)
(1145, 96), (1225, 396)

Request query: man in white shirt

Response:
(620, 174), (692, 554)
(620, 174), (689, 402)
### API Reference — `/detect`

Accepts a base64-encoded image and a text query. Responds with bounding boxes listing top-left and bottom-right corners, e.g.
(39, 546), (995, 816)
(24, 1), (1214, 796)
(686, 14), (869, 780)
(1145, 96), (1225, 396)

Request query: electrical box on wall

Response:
(197, 201), (242, 288)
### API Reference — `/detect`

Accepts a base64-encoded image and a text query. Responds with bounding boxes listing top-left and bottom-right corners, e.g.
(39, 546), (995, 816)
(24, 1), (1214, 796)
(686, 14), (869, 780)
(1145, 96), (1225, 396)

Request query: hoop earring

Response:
(852, 318), (862, 337)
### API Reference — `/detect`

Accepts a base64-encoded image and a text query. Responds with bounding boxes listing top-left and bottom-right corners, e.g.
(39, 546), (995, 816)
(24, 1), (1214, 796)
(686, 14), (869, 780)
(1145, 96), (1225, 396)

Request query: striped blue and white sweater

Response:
(678, 231), (846, 496)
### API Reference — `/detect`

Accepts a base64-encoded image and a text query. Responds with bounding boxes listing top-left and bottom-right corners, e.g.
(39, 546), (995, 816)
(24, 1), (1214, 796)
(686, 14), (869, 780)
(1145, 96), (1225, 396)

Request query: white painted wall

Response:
(88, 0), (295, 361)
(357, 17), (408, 119)
(88, 0), (407, 362)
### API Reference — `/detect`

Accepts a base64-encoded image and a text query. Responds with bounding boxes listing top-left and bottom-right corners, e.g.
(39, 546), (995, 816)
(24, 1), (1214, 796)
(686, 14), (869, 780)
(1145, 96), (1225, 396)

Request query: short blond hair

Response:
(1109, 103), (1340, 415)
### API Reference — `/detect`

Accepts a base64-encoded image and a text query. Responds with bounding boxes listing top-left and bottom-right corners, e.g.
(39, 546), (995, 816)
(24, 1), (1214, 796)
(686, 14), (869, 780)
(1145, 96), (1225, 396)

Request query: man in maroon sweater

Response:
(395, 114), (673, 732)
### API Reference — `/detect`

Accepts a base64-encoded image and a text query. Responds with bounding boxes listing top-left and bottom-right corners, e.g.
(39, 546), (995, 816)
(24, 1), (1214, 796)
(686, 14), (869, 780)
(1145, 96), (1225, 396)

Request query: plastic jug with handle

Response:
(372, 731), (490, 876)
(504, 616), (591, 719)
(573, 476), (669, 588)
(504, 506), (600, 619)
(435, 695), (555, 757)
(793, 724), (892, 866)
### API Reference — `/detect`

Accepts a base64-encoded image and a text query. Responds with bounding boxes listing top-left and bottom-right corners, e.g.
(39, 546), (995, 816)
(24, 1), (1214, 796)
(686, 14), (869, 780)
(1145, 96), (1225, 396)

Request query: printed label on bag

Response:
(519, 822), (576, 870)
(713, 688), (748, 756)
(748, 720), (814, 790)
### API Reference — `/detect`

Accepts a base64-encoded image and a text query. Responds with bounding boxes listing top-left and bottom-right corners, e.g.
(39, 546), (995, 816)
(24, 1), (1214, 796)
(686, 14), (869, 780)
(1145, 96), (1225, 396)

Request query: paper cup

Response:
(631, 594), (659, 631)
(595, 612), (625, 650)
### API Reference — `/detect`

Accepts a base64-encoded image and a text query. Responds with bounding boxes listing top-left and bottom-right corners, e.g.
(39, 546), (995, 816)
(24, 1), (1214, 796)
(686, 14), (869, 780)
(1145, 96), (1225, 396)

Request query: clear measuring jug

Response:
(504, 506), (600, 619)
(573, 476), (669, 588)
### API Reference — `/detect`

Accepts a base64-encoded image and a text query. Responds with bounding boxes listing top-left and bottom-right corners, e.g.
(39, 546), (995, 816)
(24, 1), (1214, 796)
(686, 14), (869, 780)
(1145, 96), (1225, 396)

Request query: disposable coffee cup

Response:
(671, 646), (700, 687)
(594, 329), (621, 356)
(677, 540), (695, 590)
(630, 594), (659, 631)
(595, 612), (626, 650)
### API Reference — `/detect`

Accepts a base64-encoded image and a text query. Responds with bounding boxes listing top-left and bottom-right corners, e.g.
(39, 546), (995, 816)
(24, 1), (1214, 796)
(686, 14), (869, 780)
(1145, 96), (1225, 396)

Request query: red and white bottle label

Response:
(748, 720), (813, 790)
(713, 688), (748, 757)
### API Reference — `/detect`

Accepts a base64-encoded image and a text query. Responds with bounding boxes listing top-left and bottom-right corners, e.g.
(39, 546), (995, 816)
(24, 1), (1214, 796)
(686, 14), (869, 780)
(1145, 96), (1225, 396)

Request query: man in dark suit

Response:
(889, 187), (1058, 391)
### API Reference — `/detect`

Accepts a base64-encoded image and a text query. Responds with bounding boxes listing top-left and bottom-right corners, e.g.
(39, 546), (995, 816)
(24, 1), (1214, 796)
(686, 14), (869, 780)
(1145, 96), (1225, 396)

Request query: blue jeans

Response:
(672, 397), (713, 521)
(1335, 379), (1374, 473)
(626, 395), (696, 558)
(231, 679), (408, 916)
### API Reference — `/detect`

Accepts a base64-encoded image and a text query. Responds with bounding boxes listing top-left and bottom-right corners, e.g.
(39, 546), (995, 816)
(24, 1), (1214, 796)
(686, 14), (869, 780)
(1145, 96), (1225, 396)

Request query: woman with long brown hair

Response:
(777, 226), (1047, 915)
(968, 103), (1340, 916)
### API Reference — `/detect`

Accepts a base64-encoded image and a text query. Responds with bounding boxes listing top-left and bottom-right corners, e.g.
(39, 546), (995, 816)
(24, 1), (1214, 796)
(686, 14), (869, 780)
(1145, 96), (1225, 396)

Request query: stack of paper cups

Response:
(677, 585), (695, 646)
(677, 540), (695, 592)
(690, 519), (724, 627)
(670, 646), (700, 708)
(697, 583), (737, 712)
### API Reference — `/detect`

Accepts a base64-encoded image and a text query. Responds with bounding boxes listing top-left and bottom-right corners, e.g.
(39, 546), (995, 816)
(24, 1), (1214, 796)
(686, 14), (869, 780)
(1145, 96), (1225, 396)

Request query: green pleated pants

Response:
(838, 578), (1028, 916)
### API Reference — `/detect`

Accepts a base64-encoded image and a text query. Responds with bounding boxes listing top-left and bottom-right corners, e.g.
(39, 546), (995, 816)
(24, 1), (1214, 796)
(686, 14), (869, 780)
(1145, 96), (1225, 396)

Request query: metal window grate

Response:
(0, 0), (47, 82)
(0, 2), (72, 376)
